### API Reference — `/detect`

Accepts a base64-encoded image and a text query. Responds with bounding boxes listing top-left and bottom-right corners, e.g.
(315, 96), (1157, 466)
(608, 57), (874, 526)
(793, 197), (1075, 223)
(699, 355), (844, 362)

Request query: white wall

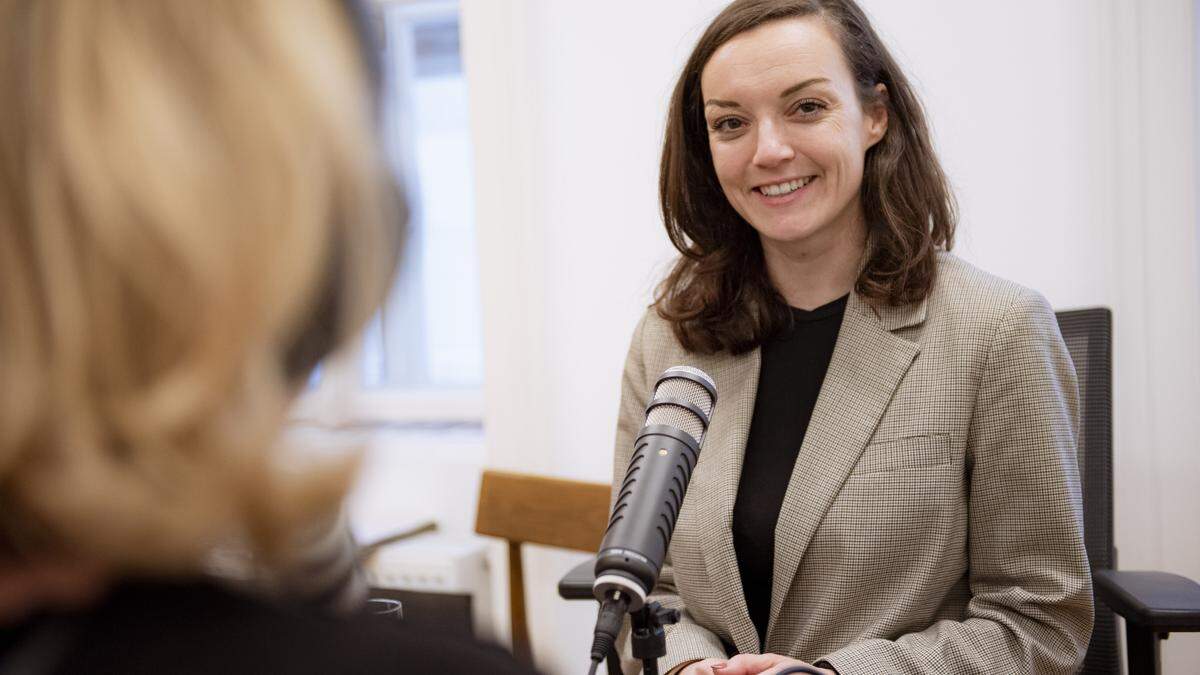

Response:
(456, 1), (1200, 673)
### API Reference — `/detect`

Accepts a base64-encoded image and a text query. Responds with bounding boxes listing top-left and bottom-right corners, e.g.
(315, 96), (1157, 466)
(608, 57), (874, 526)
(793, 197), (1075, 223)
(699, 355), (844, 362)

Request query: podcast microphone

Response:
(588, 365), (717, 671)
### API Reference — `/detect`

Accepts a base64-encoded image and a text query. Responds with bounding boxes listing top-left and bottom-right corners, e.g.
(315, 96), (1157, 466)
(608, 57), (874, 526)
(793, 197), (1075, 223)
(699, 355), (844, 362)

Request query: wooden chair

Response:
(474, 469), (611, 665)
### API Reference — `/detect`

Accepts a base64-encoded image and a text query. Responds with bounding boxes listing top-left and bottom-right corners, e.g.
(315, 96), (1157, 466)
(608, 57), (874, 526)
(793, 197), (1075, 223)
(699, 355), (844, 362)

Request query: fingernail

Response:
(711, 664), (727, 671)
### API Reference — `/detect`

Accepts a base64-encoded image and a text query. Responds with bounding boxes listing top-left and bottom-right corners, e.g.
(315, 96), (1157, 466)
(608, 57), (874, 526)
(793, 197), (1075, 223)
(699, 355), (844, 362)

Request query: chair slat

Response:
(475, 470), (610, 552)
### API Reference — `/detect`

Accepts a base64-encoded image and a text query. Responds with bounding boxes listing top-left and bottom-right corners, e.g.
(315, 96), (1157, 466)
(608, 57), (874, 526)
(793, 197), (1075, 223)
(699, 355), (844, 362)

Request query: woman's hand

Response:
(720, 653), (836, 675)
(678, 658), (731, 674)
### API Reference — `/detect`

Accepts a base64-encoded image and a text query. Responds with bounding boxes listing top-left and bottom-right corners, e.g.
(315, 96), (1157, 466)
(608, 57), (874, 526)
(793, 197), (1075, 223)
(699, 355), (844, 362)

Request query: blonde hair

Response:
(0, 0), (399, 572)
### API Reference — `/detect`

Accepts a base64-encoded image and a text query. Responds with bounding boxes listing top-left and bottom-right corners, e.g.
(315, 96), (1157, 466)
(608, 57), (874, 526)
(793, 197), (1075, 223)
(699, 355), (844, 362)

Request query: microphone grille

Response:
(645, 367), (716, 444)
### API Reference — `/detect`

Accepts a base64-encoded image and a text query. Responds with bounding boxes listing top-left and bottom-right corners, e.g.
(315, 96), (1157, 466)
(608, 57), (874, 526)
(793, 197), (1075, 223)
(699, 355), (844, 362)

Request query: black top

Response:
(732, 294), (847, 648)
(0, 578), (536, 675)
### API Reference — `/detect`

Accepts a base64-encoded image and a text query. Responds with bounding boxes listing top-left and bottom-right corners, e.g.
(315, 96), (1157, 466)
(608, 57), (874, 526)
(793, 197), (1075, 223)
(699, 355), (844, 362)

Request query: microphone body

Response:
(593, 366), (717, 610)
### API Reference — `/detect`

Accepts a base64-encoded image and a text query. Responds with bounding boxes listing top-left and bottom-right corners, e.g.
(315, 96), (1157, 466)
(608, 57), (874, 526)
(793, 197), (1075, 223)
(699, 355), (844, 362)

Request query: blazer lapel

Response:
(689, 348), (762, 655)
(765, 292), (925, 645)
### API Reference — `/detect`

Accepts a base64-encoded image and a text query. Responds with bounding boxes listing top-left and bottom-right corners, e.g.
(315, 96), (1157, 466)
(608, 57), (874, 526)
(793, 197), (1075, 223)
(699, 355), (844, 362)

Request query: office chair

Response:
(1057, 307), (1200, 674)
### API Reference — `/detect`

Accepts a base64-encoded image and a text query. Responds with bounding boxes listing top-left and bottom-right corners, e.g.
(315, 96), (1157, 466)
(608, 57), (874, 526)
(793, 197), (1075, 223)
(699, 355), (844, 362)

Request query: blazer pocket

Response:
(851, 433), (953, 475)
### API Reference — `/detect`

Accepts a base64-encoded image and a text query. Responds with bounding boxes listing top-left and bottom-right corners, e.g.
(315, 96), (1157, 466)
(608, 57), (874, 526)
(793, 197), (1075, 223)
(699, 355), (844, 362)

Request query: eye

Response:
(711, 117), (747, 133)
(790, 98), (827, 117)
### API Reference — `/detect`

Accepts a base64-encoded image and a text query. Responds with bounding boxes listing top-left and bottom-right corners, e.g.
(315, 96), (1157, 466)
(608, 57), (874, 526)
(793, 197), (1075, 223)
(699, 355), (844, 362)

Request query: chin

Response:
(754, 219), (824, 246)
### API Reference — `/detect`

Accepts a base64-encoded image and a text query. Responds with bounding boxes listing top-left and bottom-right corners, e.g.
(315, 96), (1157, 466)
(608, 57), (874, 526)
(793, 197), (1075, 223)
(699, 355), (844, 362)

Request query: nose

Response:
(751, 118), (795, 167)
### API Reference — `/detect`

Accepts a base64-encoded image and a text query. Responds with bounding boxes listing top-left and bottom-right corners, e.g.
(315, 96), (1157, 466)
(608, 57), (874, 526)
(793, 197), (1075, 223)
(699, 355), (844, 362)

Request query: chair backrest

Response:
(474, 470), (611, 665)
(1054, 307), (1117, 674)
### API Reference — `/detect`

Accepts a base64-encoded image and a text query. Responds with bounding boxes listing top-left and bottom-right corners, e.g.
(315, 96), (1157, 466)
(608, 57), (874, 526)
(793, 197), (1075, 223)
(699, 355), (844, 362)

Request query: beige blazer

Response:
(611, 254), (1093, 674)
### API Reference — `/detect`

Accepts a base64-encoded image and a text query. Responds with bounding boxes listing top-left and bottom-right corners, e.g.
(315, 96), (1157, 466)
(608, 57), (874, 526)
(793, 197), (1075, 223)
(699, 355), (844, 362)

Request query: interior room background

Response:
(289, 1), (1200, 672)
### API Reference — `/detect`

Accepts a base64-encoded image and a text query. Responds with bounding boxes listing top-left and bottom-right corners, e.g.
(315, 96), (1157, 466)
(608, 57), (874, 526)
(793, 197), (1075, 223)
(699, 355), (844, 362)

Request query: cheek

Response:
(808, 136), (866, 187)
(840, 147), (868, 191)
(707, 142), (755, 220)
(708, 141), (740, 185)
(708, 147), (751, 210)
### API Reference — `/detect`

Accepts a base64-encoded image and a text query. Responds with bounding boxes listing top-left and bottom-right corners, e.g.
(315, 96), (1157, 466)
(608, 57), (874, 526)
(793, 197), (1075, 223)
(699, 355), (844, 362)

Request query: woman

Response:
(611, 1), (1093, 673)
(0, 1), (530, 672)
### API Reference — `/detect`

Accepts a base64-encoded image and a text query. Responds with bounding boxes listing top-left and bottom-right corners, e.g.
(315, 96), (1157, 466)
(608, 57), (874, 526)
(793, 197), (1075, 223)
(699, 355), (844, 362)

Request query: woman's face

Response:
(700, 17), (887, 255)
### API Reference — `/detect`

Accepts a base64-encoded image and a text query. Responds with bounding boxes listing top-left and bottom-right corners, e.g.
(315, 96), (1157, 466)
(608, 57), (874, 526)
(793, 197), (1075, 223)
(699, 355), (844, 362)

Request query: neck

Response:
(760, 218), (867, 311)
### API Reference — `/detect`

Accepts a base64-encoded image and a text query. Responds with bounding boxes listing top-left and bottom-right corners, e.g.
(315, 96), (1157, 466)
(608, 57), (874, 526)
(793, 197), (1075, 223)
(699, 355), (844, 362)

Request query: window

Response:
(294, 1), (483, 427)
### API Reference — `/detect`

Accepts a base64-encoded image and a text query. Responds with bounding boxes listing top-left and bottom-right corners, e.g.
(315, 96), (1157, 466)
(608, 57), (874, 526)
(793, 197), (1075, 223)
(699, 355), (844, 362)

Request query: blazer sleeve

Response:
(819, 290), (1094, 674)
(612, 313), (728, 673)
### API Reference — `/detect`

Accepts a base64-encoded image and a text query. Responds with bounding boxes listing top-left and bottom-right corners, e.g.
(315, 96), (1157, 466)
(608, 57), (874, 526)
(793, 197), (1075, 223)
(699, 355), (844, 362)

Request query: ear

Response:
(864, 83), (888, 147)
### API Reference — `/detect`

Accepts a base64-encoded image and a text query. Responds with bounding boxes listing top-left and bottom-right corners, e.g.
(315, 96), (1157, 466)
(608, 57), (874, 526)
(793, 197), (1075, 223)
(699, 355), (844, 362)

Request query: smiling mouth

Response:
(753, 176), (816, 196)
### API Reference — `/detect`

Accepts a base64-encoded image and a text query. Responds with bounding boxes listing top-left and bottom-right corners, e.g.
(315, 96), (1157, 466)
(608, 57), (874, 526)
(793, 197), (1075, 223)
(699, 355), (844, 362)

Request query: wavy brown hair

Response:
(656, 0), (956, 354)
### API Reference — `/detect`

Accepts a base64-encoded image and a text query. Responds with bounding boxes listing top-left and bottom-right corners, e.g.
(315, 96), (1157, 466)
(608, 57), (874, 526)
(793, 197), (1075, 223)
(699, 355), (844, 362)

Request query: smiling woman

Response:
(609, 1), (1094, 674)
(700, 19), (889, 314)
(656, 0), (954, 356)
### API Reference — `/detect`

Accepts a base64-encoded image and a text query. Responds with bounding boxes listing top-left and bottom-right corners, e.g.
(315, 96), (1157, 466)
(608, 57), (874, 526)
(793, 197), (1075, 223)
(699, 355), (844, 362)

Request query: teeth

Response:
(760, 177), (812, 196)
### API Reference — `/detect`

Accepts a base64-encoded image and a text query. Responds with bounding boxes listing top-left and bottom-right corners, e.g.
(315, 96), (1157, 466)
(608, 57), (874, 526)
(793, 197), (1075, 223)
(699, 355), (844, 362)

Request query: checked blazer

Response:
(610, 254), (1093, 674)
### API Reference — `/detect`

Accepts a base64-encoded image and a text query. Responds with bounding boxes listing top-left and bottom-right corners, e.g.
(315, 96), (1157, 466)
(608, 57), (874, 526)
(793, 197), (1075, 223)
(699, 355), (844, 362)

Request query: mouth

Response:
(752, 176), (816, 201)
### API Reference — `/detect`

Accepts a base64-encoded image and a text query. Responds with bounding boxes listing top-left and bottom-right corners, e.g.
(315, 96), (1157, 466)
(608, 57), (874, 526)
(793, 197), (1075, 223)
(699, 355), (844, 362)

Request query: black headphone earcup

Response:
(340, 0), (385, 101)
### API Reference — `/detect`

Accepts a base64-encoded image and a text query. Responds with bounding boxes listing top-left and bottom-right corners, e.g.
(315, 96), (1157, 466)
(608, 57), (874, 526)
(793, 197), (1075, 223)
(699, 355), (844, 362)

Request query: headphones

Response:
(340, 0), (385, 99)
(282, 0), (399, 382)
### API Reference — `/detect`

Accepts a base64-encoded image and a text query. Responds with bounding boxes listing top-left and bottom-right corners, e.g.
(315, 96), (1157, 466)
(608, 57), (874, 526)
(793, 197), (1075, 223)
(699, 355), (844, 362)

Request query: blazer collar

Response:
(870, 292), (927, 332)
(688, 344), (761, 653)
(765, 291), (924, 648)
(690, 291), (926, 654)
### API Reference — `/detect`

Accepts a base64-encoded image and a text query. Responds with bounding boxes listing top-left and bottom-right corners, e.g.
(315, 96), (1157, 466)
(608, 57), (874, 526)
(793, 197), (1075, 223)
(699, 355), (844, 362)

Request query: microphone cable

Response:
(587, 591), (628, 675)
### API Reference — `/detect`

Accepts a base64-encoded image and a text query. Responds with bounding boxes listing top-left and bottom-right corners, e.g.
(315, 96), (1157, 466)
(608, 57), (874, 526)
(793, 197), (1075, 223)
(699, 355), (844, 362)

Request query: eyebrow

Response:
(704, 98), (742, 110)
(779, 77), (830, 99)
(703, 77), (832, 110)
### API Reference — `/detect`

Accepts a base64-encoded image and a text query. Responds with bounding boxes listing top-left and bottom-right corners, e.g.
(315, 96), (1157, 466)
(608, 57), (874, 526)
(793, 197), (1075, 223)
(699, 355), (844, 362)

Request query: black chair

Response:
(1057, 307), (1200, 674)
(560, 307), (1200, 674)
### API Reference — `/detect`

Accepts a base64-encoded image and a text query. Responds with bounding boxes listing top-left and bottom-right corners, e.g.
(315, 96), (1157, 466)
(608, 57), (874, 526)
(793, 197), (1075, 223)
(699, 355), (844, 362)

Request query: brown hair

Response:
(656, 0), (956, 354)
(0, 0), (399, 572)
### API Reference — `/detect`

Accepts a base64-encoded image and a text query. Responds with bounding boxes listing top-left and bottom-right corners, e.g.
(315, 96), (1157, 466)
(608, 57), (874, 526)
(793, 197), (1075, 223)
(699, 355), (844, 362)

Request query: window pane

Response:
(364, 6), (483, 390)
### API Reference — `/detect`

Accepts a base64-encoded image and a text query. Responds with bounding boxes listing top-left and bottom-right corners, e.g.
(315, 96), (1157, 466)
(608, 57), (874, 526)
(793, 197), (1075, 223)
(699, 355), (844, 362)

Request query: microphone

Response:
(588, 365), (717, 668)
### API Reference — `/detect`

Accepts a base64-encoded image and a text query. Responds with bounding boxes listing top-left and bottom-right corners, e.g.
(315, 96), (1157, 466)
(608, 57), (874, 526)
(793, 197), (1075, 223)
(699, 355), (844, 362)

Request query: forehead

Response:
(701, 16), (851, 98)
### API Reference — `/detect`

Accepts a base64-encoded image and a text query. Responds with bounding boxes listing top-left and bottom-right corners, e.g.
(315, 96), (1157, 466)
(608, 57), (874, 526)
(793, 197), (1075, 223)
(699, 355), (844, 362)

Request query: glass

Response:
(368, 597), (405, 620)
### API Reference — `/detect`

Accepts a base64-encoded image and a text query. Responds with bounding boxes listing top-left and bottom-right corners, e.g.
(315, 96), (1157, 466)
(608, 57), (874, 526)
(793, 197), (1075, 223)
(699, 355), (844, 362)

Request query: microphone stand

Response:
(602, 647), (621, 675)
(591, 599), (679, 675)
(629, 601), (679, 675)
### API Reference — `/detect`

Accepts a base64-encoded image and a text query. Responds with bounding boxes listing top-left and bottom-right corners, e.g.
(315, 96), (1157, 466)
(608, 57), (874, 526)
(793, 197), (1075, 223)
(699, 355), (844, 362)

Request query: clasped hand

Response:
(681, 653), (835, 675)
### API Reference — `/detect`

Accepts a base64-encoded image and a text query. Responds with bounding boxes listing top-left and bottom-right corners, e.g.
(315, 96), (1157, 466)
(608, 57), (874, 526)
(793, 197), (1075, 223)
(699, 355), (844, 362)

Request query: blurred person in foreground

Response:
(609, 0), (1093, 673)
(0, 0), (531, 672)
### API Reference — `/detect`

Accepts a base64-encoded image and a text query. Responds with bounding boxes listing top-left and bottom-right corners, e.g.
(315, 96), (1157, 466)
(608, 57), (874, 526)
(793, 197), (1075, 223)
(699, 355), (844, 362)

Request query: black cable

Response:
(776, 666), (827, 675)
(589, 594), (628, 674)
(587, 658), (601, 675)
